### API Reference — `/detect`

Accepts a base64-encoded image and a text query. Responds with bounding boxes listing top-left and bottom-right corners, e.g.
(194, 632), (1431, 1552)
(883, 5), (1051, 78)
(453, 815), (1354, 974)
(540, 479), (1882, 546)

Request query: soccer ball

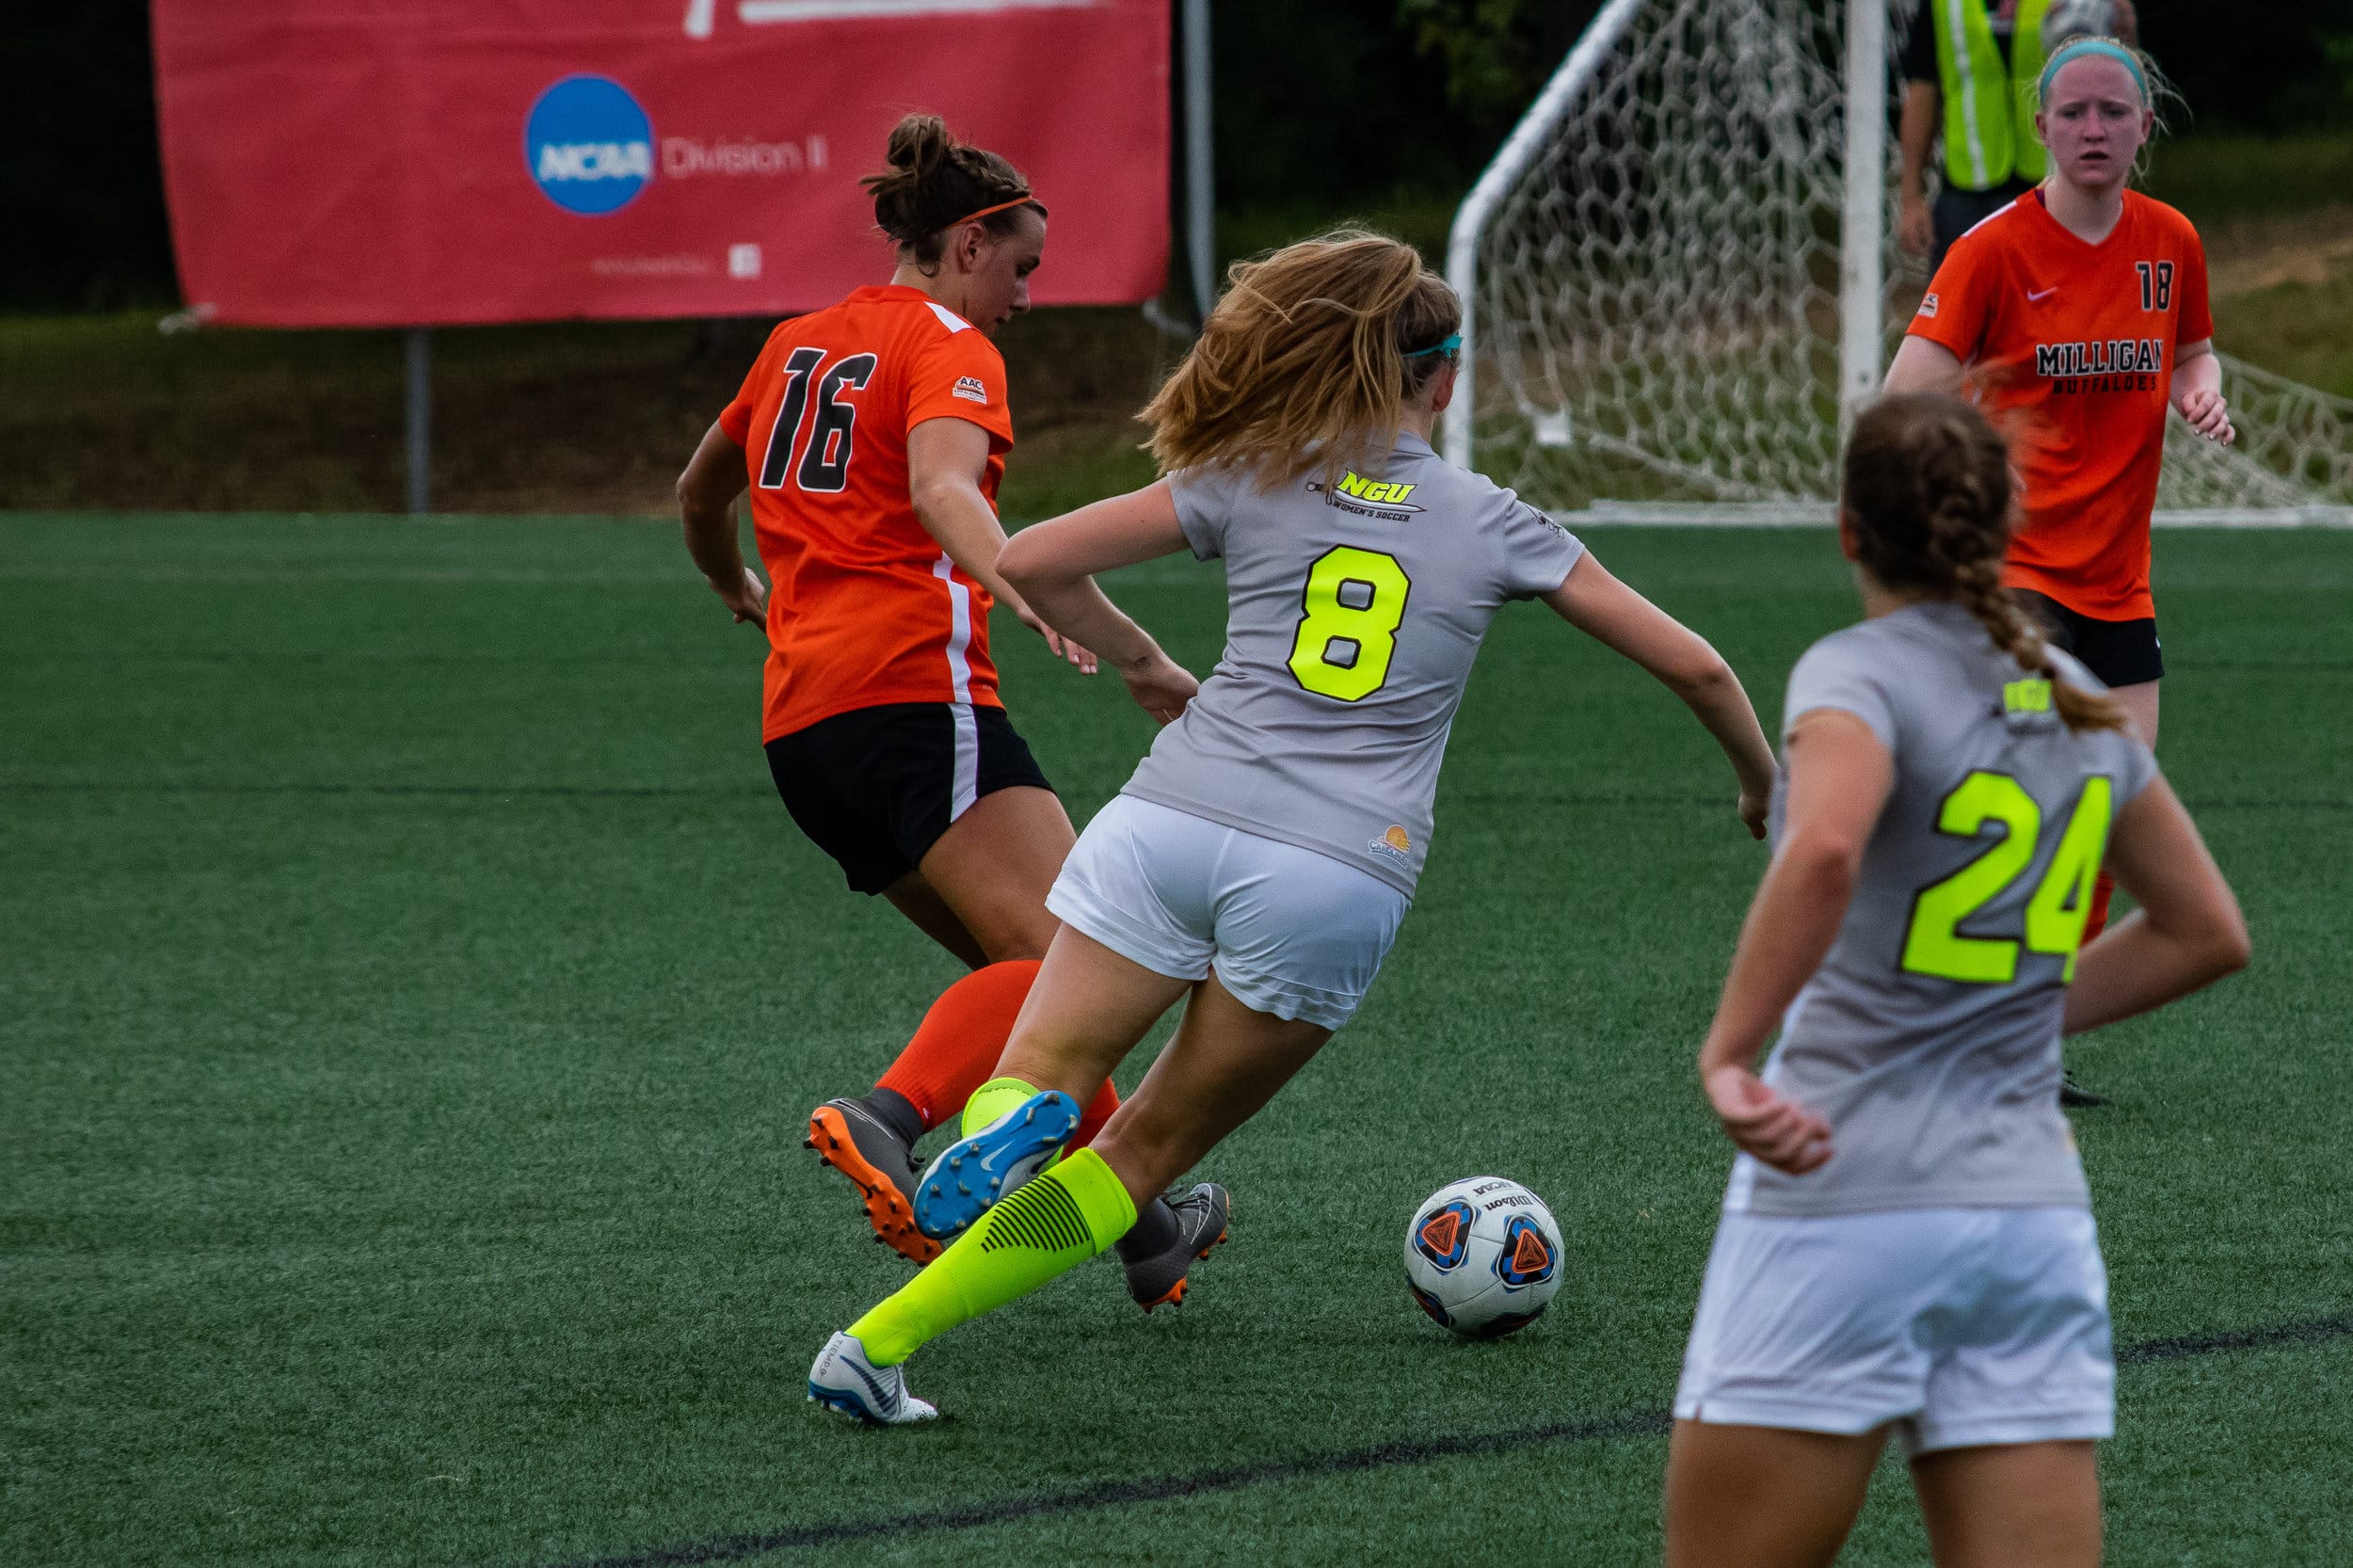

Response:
(1402, 1176), (1564, 1339)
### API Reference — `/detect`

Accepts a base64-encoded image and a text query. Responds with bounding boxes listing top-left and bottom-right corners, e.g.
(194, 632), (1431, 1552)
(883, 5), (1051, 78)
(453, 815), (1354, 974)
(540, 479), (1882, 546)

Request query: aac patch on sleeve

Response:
(952, 376), (989, 405)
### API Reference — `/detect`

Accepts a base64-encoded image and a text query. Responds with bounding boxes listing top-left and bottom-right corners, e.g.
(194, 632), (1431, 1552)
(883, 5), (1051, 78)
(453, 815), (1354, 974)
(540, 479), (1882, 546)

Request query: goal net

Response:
(1445, 0), (2353, 525)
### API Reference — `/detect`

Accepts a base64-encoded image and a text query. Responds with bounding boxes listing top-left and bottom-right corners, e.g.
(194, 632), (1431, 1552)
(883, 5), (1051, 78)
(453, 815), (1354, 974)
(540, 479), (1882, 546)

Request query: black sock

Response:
(1114, 1195), (1178, 1262)
(860, 1086), (925, 1147)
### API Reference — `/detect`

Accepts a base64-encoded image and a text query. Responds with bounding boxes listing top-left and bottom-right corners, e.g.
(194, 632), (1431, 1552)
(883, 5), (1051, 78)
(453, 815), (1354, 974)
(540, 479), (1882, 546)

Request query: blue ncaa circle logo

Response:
(525, 74), (653, 215)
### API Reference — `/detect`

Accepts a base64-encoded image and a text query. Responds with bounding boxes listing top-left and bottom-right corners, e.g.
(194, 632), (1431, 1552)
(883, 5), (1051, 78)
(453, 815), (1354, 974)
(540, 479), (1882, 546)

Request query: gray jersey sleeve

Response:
(1782, 636), (1901, 749)
(1168, 465), (1243, 562)
(1493, 498), (1585, 600)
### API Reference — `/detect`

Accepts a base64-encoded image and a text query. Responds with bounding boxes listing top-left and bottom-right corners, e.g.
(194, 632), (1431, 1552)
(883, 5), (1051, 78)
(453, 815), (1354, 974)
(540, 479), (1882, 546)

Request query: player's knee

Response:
(974, 909), (1059, 964)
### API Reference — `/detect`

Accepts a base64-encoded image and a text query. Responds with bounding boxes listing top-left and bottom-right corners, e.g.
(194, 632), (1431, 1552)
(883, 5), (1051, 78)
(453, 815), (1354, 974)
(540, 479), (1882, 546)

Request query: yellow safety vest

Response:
(1934, 0), (2051, 188)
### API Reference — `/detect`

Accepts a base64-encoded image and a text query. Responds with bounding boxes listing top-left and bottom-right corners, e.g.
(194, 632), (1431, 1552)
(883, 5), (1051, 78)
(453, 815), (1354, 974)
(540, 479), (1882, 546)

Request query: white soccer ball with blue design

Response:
(1403, 1176), (1563, 1338)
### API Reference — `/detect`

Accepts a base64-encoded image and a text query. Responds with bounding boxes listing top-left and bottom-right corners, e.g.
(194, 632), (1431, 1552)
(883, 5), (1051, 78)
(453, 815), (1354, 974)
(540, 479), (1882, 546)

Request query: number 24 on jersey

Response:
(1902, 771), (2114, 984)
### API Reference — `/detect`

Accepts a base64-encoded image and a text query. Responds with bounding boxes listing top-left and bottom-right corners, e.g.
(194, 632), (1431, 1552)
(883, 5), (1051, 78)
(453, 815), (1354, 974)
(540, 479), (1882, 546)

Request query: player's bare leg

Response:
(1663, 1420), (1883, 1568)
(2069, 676), (2159, 1105)
(2110, 680), (2159, 750)
(1912, 1441), (2101, 1568)
(917, 784), (1075, 961)
(1083, 972), (1331, 1208)
(993, 925), (1196, 1103)
(878, 871), (988, 968)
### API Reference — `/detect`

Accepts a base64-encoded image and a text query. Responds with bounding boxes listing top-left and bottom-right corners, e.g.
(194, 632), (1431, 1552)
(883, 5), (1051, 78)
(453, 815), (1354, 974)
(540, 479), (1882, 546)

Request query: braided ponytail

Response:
(1845, 395), (2127, 734)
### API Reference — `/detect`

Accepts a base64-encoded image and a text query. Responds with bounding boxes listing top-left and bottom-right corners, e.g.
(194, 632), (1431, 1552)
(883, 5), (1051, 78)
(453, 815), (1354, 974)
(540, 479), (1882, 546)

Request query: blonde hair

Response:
(1140, 230), (1460, 487)
(1842, 394), (2126, 734)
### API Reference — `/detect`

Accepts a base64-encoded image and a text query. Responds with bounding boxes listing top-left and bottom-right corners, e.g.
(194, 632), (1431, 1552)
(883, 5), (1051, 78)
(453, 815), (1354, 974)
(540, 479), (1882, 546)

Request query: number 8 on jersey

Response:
(1289, 546), (1412, 701)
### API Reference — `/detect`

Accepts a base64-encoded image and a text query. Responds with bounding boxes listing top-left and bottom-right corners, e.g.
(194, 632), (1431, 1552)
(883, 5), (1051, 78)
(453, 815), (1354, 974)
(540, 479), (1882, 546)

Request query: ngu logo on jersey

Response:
(526, 75), (652, 215)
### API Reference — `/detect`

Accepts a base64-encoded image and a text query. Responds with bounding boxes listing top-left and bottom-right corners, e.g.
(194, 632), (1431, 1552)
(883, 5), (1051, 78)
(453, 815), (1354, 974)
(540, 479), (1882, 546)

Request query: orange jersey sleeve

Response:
(906, 325), (1014, 449)
(722, 287), (1017, 741)
(1907, 192), (2209, 620)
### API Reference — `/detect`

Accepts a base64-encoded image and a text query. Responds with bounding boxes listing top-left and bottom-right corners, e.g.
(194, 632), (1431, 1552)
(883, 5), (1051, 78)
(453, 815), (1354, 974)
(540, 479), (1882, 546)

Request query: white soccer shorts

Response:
(1046, 794), (1409, 1032)
(1673, 1206), (2115, 1453)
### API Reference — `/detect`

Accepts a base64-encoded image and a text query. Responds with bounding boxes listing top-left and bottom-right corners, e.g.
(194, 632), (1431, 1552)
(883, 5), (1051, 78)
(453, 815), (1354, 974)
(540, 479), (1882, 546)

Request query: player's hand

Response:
(1737, 788), (1769, 840)
(1120, 651), (1199, 726)
(1705, 1065), (1832, 1175)
(710, 566), (768, 624)
(1016, 606), (1100, 674)
(2176, 389), (2234, 445)
(1897, 197), (1933, 259)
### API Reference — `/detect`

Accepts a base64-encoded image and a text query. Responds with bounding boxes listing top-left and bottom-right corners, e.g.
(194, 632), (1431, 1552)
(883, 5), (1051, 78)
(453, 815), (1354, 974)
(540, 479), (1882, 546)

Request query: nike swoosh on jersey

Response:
(2027, 286), (2058, 302)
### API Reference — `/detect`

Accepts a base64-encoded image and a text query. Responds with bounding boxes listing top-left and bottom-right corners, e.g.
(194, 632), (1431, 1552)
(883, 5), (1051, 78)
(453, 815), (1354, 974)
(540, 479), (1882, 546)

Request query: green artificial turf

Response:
(3, 517), (2348, 1568)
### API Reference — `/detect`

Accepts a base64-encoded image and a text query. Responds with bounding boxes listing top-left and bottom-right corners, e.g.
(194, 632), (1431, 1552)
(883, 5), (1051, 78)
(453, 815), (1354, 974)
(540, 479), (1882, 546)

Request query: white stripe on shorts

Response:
(931, 552), (980, 820)
(947, 702), (979, 821)
(932, 553), (975, 703)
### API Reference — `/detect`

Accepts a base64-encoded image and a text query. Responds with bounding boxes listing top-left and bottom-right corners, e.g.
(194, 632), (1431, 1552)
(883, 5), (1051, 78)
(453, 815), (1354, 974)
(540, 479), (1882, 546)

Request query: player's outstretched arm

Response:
(908, 416), (1098, 673)
(1542, 554), (1777, 837)
(1696, 711), (1892, 1174)
(677, 419), (765, 624)
(999, 480), (1199, 725)
(2062, 776), (2249, 1035)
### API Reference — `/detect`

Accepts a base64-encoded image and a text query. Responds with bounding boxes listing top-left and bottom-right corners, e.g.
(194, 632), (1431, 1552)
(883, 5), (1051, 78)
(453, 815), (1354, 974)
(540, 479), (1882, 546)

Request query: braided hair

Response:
(860, 115), (1045, 268)
(1843, 394), (2126, 733)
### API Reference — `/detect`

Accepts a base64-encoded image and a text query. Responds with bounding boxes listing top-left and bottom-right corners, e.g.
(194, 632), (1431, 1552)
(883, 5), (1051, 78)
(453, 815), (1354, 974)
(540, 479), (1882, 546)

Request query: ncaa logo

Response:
(526, 75), (653, 215)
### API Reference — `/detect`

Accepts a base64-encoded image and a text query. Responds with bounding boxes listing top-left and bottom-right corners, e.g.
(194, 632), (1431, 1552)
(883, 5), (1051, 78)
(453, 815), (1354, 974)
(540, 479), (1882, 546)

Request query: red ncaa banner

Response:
(152, 0), (1171, 328)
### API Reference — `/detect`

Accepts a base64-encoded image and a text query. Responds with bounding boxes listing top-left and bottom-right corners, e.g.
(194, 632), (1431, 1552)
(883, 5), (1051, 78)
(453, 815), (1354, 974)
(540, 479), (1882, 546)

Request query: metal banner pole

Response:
(405, 327), (432, 515)
(1183, 0), (1214, 323)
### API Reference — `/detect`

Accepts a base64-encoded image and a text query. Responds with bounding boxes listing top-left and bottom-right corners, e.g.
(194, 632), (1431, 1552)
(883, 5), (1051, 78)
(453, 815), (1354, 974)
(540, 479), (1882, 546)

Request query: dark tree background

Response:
(4, 0), (2345, 311)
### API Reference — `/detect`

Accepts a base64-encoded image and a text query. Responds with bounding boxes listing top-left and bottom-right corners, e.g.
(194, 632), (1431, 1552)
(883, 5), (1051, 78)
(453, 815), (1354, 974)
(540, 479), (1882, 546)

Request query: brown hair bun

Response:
(861, 113), (1042, 265)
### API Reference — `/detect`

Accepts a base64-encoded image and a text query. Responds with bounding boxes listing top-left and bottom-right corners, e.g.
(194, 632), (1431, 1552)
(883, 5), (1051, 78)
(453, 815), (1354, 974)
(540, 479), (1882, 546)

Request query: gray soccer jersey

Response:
(1123, 432), (1583, 896)
(1732, 600), (2160, 1218)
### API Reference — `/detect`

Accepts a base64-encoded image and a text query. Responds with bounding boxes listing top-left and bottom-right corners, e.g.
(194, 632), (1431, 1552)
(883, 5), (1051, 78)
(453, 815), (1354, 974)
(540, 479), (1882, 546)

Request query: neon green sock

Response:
(847, 1147), (1137, 1367)
(959, 1076), (1042, 1139)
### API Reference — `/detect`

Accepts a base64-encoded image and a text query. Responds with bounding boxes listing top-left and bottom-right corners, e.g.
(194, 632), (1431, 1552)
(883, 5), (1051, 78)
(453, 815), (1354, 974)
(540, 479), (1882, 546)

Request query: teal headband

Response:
(2038, 38), (2150, 107)
(1405, 333), (1462, 359)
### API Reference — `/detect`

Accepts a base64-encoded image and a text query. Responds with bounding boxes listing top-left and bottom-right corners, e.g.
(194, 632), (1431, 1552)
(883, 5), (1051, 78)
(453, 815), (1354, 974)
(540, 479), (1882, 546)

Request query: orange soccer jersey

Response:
(1908, 189), (2214, 621)
(718, 284), (1016, 741)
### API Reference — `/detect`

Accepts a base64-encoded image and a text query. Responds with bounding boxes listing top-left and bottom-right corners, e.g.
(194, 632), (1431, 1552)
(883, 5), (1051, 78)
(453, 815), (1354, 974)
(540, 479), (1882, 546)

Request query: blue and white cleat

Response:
(910, 1089), (1082, 1241)
(808, 1331), (936, 1425)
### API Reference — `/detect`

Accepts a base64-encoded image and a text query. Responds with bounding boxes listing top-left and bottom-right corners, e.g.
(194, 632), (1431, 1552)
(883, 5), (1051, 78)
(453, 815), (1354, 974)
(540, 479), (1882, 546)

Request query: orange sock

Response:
(2083, 869), (2117, 944)
(872, 957), (1123, 1142)
(1067, 1078), (1121, 1151)
(876, 960), (1040, 1133)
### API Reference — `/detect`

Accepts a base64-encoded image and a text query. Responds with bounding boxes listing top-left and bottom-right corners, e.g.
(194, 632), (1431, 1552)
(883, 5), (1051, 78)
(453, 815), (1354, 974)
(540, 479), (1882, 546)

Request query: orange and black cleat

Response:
(1122, 1182), (1231, 1312)
(806, 1096), (940, 1266)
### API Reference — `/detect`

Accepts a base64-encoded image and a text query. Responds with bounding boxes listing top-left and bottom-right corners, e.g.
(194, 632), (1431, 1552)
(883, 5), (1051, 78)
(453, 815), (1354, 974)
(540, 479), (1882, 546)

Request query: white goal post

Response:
(1443, 0), (2353, 526)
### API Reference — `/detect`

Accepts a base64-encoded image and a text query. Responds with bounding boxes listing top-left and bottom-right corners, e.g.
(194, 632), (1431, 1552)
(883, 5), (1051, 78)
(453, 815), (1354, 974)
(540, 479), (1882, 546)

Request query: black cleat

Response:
(806, 1094), (938, 1265)
(1120, 1183), (1231, 1313)
(2058, 1068), (2111, 1109)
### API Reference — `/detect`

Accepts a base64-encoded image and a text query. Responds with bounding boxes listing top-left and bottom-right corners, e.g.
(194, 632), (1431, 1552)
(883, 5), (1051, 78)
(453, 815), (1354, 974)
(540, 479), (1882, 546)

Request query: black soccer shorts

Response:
(763, 701), (1055, 894)
(2014, 589), (2165, 689)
